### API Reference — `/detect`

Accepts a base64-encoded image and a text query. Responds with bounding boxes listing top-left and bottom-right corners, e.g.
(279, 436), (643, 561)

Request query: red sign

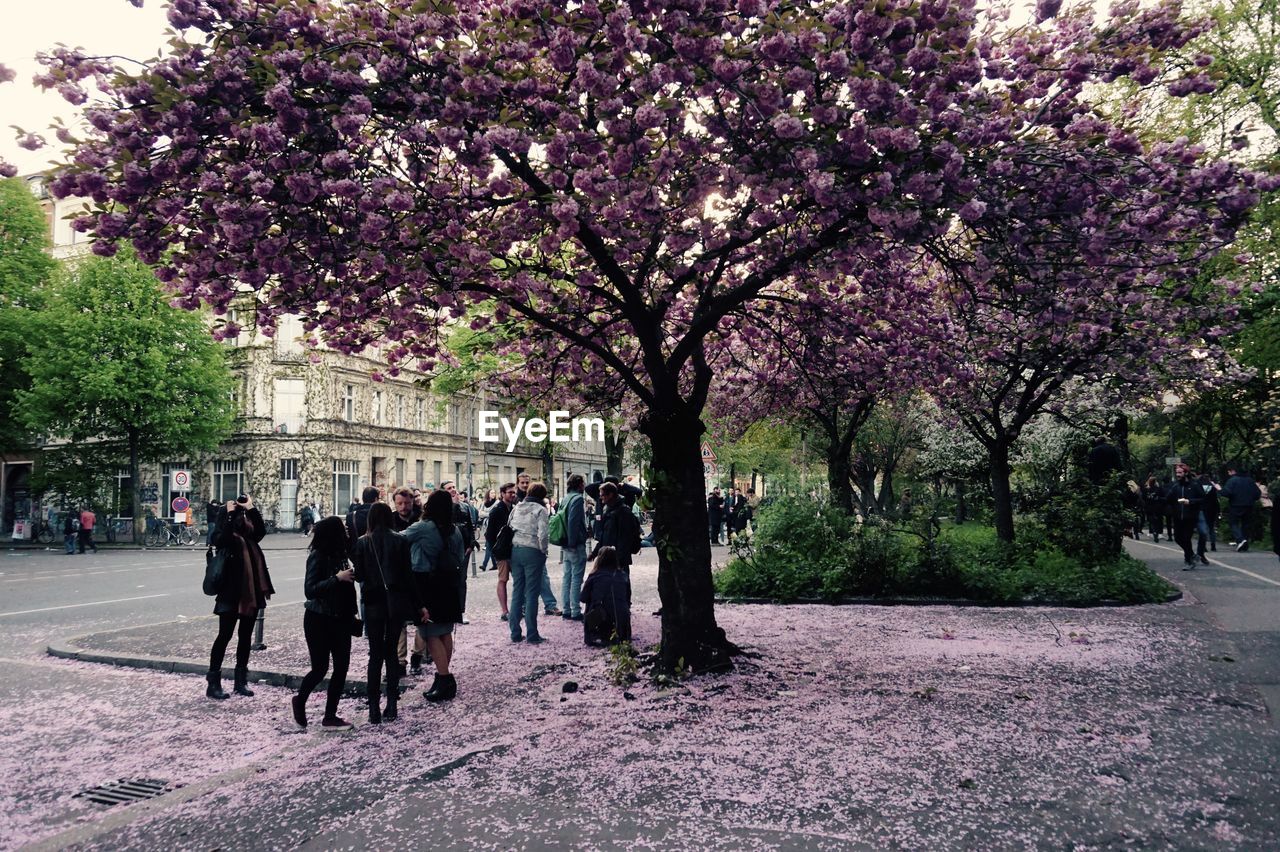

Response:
(171, 497), (190, 513)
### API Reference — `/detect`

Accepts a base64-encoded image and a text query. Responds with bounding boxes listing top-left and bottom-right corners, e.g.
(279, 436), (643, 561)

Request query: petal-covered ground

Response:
(7, 555), (1278, 850)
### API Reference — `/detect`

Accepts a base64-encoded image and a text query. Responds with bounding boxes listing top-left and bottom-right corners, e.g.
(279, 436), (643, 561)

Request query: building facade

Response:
(4, 175), (614, 536)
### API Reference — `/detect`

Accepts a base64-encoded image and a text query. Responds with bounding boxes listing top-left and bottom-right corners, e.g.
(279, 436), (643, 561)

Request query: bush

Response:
(716, 496), (1175, 605)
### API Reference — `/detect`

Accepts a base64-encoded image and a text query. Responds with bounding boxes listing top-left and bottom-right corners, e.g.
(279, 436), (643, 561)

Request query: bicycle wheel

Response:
(37, 524), (55, 545)
(180, 526), (198, 546)
(144, 524), (162, 548)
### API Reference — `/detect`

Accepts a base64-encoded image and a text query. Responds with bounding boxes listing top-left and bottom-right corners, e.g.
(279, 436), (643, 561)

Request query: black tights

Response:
(210, 612), (255, 672)
(365, 617), (402, 701)
(298, 609), (351, 719)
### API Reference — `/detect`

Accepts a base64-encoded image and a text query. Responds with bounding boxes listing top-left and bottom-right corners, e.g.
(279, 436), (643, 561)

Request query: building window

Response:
(343, 384), (355, 422)
(333, 459), (360, 512)
(394, 394), (405, 428)
(415, 398), (425, 430)
(114, 467), (133, 518)
(415, 460), (425, 488)
(279, 459), (299, 529)
(273, 378), (306, 434)
(395, 458), (406, 487)
(213, 460), (244, 504)
(373, 390), (384, 425)
(432, 460), (442, 489)
(274, 314), (305, 358)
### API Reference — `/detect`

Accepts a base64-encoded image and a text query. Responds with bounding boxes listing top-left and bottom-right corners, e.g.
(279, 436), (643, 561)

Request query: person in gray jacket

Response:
(404, 490), (466, 702)
(508, 483), (550, 644)
(1220, 467), (1262, 552)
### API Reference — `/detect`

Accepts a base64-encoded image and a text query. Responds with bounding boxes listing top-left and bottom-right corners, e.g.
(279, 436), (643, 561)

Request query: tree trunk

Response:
(827, 444), (855, 514)
(953, 479), (968, 525)
(990, 440), (1016, 543)
(605, 425), (626, 478)
(641, 410), (736, 675)
(541, 445), (554, 489)
(878, 467), (896, 515)
(128, 429), (142, 545)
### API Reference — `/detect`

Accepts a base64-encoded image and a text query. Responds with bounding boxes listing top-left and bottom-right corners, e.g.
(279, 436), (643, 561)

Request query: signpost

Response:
(170, 469), (191, 492)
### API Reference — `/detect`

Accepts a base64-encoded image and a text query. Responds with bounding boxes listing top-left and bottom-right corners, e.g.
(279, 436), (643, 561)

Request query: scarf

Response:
(232, 511), (271, 616)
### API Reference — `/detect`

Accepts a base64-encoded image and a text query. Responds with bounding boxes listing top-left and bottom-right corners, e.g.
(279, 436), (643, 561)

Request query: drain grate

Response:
(75, 778), (178, 807)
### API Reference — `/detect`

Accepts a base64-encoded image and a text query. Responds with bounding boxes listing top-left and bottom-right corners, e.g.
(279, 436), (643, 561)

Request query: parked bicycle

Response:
(29, 516), (58, 545)
(144, 518), (199, 548)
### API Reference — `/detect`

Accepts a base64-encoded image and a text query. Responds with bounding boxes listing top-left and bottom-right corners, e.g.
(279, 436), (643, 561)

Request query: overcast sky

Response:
(0, 0), (171, 176)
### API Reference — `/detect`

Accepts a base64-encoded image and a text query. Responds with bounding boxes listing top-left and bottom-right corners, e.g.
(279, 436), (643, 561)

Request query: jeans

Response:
(364, 616), (401, 703)
(298, 609), (351, 719)
(1195, 512), (1216, 553)
(1228, 506), (1253, 544)
(561, 544), (587, 618)
(510, 545), (546, 641)
(479, 539), (495, 571)
(64, 534), (76, 554)
(540, 564), (558, 611)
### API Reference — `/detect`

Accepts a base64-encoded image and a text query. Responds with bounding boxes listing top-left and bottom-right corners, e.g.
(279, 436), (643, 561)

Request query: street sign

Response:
(701, 442), (716, 462)
(704, 462), (717, 478)
(170, 469), (191, 491)
(171, 497), (190, 513)
(1164, 457), (1181, 466)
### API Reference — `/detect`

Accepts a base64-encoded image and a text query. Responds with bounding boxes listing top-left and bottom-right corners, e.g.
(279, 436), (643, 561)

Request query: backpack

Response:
(548, 493), (580, 547)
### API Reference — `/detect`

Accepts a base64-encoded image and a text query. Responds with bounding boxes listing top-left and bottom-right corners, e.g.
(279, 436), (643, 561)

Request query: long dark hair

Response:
(366, 502), (393, 534)
(424, 489), (454, 537)
(310, 515), (346, 556)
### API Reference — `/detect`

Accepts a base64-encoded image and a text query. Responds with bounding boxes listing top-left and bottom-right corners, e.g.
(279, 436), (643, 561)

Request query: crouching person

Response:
(580, 546), (632, 646)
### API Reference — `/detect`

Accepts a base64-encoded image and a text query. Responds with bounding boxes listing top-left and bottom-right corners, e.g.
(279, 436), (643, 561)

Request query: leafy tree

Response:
(0, 177), (56, 453)
(16, 250), (235, 540)
(43, 0), (1256, 670)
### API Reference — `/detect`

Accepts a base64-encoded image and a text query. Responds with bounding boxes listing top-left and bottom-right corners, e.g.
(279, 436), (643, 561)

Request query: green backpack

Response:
(548, 494), (579, 547)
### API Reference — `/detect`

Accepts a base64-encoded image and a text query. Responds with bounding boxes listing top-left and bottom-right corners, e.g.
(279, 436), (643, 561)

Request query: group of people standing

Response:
(1137, 464), (1272, 569)
(203, 474), (638, 731)
(706, 487), (754, 545)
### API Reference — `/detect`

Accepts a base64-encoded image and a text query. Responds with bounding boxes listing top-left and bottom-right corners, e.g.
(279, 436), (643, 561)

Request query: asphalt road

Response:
(1126, 535), (1280, 727)
(0, 542), (310, 657)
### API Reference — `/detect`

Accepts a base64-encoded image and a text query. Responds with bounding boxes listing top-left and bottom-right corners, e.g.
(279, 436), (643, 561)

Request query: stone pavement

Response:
(34, 544), (1280, 850)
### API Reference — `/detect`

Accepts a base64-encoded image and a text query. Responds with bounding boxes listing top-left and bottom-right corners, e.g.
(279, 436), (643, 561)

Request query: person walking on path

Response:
(1141, 476), (1166, 542)
(404, 489), (466, 702)
(1166, 465), (1205, 569)
(508, 482), (550, 644)
(291, 515), (357, 730)
(390, 487), (425, 675)
(352, 503), (425, 724)
(1196, 472), (1220, 556)
(77, 506), (98, 554)
(707, 488), (724, 545)
(1220, 467), (1262, 552)
(62, 511), (77, 555)
(207, 495), (273, 700)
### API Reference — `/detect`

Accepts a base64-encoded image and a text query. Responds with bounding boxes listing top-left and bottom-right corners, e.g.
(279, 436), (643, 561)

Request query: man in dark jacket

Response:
(1166, 465), (1205, 569)
(559, 474), (590, 620)
(591, 483), (642, 572)
(707, 489), (724, 544)
(346, 486), (379, 552)
(487, 483), (518, 622)
(1220, 467), (1262, 551)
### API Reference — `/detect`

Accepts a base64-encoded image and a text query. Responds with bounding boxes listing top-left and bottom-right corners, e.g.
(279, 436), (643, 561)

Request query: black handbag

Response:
(492, 520), (515, 560)
(202, 547), (226, 596)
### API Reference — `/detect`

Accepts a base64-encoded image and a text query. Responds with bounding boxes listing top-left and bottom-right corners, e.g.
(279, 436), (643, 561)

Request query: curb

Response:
(47, 636), (374, 695)
(714, 591), (1183, 608)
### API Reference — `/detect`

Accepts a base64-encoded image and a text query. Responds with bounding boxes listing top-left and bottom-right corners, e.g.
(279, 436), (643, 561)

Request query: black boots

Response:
(368, 682), (382, 724)
(206, 670), (229, 700)
(424, 674), (457, 703)
(291, 694), (307, 728)
(233, 668), (254, 697)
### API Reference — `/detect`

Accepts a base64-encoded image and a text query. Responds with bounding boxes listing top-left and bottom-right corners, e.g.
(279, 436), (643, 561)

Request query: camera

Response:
(237, 495), (249, 504)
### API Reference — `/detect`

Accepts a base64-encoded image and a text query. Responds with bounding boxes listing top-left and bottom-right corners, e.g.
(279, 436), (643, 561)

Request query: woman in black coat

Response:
(207, 496), (273, 700)
(580, 546), (632, 646)
(291, 515), (358, 730)
(352, 503), (426, 724)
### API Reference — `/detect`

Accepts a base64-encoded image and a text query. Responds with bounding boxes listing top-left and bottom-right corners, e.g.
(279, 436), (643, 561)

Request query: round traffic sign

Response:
(172, 470), (191, 490)
(172, 497), (190, 513)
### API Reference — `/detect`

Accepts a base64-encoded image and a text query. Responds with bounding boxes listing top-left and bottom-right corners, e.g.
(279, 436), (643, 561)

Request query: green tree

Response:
(17, 250), (236, 540)
(0, 177), (56, 453)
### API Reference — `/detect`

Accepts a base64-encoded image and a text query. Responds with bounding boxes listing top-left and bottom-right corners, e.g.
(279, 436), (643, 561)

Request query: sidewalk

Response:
(39, 546), (1280, 849)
